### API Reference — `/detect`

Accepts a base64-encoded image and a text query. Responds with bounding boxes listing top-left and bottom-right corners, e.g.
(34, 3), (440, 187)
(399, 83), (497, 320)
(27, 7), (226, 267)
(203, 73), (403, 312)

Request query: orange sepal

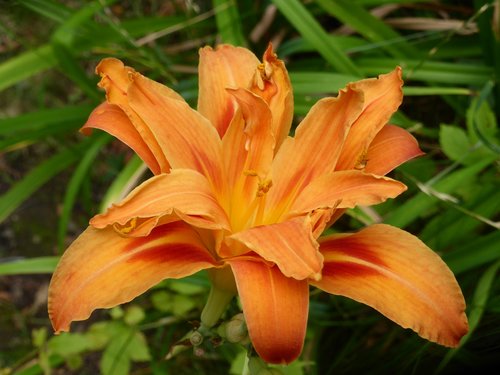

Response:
(127, 73), (224, 194)
(312, 224), (469, 347)
(266, 88), (364, 221)
(365, 124), (425, 175)
(289, 170), (407, 214)
(48, 222), (219, 333)
(251, 44), (294, 149)
(226, 217), (323, 281)
(90, 169), (230, 235)
(336, 68), (404, 171)
(198, 45), (260, 136)
(82, 102), (161, 174)
(229, 259), (309, 364)
(95, 58), (171, 173)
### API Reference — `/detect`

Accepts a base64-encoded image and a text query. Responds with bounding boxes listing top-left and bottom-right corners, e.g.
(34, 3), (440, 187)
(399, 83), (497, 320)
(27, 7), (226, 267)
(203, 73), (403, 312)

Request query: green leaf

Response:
(20, 0), (72, 23)
(127, 331), (151, 362)
(99, 155), (147, 213)
(100, 324), (133, 375)
(124, 305), (146, 326)
(357, 58), (492, 85)
(421, 185), (500, 250)
(290, 72), (358, 95)
(444, 231), (500, 274)
(151, 291), (173, 313)
(315, 0), (419, 58)
(272, 0), (361, 76)
(278, 35), (367, 57)
(51, 42), (101, 101)
(436, 259), (500, 373)
(0, 256), (59, 275)
(0, 105), (93, 151)
(100, 323), (150, 375)
(213, 0), (246, 46)
(439, 125), (472, 162)
(57, 134), (110, 252)
(385, 158), (495, 228)
(0, 142), (86, 224)
(466, 85), (500, 153)
(403, 87), (474, 96)
(0, 105), (92, 136)
(0, 45), (56, 92)
(168, 280), (206, 295)
(48, 333), (92, 357)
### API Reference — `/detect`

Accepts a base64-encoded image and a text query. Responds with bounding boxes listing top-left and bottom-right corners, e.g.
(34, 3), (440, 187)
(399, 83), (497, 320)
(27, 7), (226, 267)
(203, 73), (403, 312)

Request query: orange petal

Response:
(126, 73), (224, 194)
(82, 102), (161, 174)
(90, 169), (230, 235)
(222, 88), (275, 213)
(250, 44), (294, 149)
(228, 259), (309, 364)
(48, 222), (219, 333)
(266, 88), (364, 221)
(365, 124), (424, 175)
(226, 218), (323, 281)
(289, 170), (407, 214)
(198, 45), (260, 136)
(336, 68), (404, 171)
(96, 58), (171, 173)
(312, 224), (469, 347)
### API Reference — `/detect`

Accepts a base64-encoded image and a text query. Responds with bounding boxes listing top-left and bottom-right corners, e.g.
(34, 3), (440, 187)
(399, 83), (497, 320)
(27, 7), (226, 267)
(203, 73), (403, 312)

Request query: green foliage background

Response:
(0, 0), (499, 374)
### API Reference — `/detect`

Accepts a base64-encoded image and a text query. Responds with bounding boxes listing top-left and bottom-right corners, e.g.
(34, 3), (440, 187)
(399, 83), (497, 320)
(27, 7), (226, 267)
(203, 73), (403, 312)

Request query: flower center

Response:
(230, 170), (273, 233)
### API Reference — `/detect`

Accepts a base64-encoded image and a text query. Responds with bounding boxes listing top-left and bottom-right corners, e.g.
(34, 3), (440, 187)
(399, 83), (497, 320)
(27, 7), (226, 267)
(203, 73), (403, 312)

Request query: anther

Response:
(257, 179), (273, 197)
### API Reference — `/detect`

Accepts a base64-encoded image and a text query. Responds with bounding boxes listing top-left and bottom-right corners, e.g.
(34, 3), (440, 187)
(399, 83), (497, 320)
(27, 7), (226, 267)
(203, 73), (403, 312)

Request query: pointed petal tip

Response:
(314, 224), (469, 350)
(229, 260), (308, 365)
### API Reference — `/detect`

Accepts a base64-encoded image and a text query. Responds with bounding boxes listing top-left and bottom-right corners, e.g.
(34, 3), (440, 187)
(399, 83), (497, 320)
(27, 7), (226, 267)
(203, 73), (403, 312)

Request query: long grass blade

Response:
(0, 143), (87, 224)
(315, 0), (419, 58)
(272, 0), (361, 76)
(57, 134), (111, 253)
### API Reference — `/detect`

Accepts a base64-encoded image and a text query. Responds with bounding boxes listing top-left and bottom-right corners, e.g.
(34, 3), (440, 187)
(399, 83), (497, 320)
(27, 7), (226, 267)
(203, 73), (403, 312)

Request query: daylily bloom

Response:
(48, 45), (468, 364)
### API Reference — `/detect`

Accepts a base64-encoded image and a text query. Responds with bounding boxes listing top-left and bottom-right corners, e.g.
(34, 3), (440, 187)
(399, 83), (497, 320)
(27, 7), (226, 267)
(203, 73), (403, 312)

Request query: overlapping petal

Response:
(49, 222), (219, 333)
(289, 170), (407, 214)
(198, 45), (260, 136)
(222, 88), (275, 208)
(90, 169), (230, 236)
(226, 217), (323, 280)
(311, 224), (468, 347)
(126, 73), (225, 193)
(336, 68), (404, 171)
(82, 102), (161, 174)
(266, 89), (364, 221)
(365, 124), (424, 175)
(250, 44), (294, 149)
(229, 259), (309, 364)
(95, 58), (171, 173)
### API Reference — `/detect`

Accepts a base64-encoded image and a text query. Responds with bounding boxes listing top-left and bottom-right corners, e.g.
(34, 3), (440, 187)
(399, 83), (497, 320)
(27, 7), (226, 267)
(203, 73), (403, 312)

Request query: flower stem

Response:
(200, 285), (234, 328)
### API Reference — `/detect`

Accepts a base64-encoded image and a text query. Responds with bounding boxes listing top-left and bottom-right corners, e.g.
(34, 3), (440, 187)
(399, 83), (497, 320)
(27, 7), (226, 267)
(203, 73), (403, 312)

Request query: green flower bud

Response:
(225, 313), (248, 343)
(190, 331), (203, 346)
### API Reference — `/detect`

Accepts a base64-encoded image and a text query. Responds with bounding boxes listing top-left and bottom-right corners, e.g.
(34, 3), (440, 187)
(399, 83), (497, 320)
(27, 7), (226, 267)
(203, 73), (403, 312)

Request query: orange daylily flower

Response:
(48, 45), (468, 364)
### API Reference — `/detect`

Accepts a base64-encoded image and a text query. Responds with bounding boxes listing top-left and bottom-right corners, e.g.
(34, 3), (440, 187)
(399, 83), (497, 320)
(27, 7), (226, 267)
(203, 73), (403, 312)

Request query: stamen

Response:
(235, 172), (273, 229)
(257, 179), (273, 197)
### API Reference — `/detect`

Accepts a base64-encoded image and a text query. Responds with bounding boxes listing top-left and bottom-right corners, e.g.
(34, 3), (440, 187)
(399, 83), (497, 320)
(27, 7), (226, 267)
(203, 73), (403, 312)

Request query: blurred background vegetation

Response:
(0, 0), (499, 374)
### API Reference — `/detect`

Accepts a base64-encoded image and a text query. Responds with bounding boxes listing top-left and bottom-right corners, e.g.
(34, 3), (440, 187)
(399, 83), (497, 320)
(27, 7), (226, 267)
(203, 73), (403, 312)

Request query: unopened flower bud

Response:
(190, 331), (203, 346)
(225, 313), (248, 344)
